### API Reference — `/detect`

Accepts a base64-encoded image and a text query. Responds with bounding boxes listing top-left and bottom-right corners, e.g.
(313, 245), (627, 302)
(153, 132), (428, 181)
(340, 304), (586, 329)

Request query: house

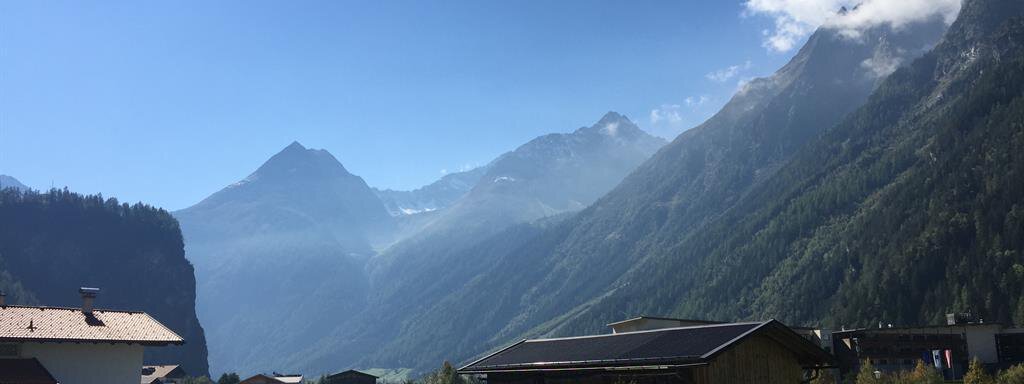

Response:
(0, 288), (185, 384)
(325, 370), (377, 384)
(458, 319), (834, 384)
(239, 373), (304, 384)
(831, 312), (1024, 380)
(142, 365), (188, 384)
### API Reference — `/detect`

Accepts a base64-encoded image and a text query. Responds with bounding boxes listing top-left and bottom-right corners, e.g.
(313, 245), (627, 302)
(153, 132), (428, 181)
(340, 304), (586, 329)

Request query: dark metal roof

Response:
(459, 320), (834, 373)
(605, 316), (724, 327)
(327, 370), (378, 379)
(0, 358), (58, 384)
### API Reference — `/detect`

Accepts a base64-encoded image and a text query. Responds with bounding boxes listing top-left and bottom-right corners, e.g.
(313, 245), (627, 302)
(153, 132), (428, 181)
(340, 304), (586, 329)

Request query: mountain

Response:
(174, 141), (394, 375)
(279, 112), (666, 374)
(374, 167), (488, 216)
(0, 188), (209, 376)
(564, 0), (1024, 330)
(344, 8), (954, 372)
(0, 175), (29, 191)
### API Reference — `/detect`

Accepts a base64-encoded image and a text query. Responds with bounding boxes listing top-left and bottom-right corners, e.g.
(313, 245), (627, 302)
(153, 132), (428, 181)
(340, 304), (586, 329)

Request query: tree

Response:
(856, 360), (881, 384)
(217, 373), (241, 384)
(997, 364), (1024, 384)
(965, 359), (995, 384)
(907, 360), (943, 384)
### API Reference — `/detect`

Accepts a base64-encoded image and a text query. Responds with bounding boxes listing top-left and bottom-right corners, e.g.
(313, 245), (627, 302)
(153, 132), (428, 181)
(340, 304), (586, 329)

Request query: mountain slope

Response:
(175, 142), (393, 375)
(0, 188), (209, 376)
(285, 113), (666, 374)
(370, 10), (953, 369)
(576, 0), (1024, 330)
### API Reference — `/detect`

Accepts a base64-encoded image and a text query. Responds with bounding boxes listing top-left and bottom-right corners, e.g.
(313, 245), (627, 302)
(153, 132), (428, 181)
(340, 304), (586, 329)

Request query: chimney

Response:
(79, 287), (100, 314)
(0, 290), (5, 306)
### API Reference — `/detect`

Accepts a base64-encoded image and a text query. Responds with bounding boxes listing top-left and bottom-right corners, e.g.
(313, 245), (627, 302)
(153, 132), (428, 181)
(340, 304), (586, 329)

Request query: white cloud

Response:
(744, 0), (962, 52)
(685, 95), (711, 107)
(861, 47), (906, 78)
(650, 104), (684, 125)
(706, 61), (753, 82)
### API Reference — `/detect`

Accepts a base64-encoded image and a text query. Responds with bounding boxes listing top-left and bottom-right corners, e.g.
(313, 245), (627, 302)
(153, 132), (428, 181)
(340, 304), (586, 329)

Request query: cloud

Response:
(706, 61), (753, 82)
(650, 104), (683, 125)
(744, 0), (962, 52)
(861, 47), (906, 78)
(685, 95), (710, 107)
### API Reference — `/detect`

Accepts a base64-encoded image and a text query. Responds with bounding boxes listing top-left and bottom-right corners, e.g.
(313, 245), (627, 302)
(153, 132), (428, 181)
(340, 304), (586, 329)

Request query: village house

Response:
(832, 312), (1024, 380)
(324, 370), (378, 384)
(0, 288), (185, 384)
(458, 319), (834, 384)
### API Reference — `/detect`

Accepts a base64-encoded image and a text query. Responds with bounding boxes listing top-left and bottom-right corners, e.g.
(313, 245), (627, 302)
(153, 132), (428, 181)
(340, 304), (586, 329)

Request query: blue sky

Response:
(2, 1), (800, 210)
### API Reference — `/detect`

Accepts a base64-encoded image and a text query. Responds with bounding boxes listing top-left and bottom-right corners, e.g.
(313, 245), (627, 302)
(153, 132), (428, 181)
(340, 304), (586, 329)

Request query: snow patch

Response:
(493, 176), (516, 183)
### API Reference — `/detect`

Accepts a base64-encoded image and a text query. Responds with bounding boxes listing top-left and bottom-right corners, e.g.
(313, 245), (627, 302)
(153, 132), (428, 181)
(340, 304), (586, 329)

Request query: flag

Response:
(945, 349), (954, 369)
(933, 350), (944, 369)
(922, 351), (933, 365)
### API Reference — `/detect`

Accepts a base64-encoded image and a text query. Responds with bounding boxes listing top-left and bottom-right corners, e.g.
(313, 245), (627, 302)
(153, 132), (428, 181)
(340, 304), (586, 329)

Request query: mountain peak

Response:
(248, 142), (352, 182)
(580, 111), (649, 139)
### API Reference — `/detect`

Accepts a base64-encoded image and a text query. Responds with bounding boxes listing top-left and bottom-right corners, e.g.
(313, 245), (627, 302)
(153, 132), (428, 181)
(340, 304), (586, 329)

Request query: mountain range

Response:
(175, 114), (665, 375)
(9, 0), (1022, 378)
(334, 6), (956, 372)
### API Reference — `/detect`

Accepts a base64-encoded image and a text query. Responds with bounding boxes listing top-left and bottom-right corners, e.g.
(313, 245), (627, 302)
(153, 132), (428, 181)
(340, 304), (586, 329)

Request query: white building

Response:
(0, 288), (184, 384)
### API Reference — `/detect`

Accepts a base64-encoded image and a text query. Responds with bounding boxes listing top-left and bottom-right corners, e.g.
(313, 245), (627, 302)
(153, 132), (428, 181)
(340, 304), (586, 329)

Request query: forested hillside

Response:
(574, 0), (1024, 330)
(0, 188), (209, 376)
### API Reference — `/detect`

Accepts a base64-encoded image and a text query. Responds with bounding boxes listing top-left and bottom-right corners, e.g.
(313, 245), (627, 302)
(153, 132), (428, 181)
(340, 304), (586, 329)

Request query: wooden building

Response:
(325, 370), (378, 384)
(458, 320), (833, 384)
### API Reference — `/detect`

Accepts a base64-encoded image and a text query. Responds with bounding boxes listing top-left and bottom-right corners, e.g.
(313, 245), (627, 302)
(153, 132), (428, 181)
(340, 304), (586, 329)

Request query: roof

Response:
(241, 374), (303, 384)
(327, 370), (378, 379)
(832, 322), (1007, 335)
(142, 365), (185, 384)
(459, 320), (834, 374)
(0, 305), (184, 345)
(0, 358), (58, 384)
(606, 316), (724, 327)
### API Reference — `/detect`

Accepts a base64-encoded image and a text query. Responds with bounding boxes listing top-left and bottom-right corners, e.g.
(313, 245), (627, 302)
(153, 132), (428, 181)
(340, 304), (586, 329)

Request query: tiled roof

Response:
(0, 305), (184, 345)
(0, 358), (58, 384)
(459, 320), (834, 373)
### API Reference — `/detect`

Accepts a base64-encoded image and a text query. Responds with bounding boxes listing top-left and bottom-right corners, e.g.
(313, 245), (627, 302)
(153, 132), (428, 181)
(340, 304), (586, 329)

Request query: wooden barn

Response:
(457, 320), (833, 384)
